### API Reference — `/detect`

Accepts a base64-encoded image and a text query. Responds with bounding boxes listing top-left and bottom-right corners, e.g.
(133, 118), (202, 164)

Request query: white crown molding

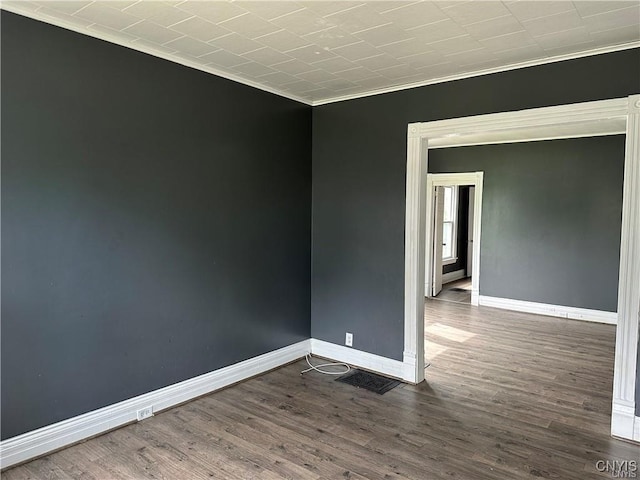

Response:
(0, 5), (313, 106)
(310, 339), (413, 383)
(2, 5), (638, 107)
(0, 340), (311, 469)
(478, 295), (618, 325)
(312, 42), (640, 106)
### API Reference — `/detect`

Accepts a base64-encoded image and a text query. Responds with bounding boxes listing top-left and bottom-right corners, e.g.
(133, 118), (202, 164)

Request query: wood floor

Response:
(435, 278), (472, 304)
(4, 301), (638, 479)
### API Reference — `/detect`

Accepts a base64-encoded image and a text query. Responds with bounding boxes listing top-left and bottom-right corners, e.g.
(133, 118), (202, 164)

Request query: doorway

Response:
(428, 184), (474, 304)
(425, 172), (483, 306)
(401, 95), (639, 442)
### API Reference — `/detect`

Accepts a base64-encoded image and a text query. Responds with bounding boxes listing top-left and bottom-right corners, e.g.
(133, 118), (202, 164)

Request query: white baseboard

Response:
(635, 416), (640, 442)
(478, 295), (617, 325)
(442, 269), (466, 284)
(310, 339), (409, 381)
(0, 340), (311, 469)
(612, 401), (637, 441)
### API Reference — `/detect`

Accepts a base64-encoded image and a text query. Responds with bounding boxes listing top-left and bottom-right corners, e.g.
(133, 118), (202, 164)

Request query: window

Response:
(442, 186), (458, 264)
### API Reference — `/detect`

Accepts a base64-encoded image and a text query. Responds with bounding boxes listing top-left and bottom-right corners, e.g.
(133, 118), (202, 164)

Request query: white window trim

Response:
(441, 185), (458, 265)
(403, 95), (639, 444)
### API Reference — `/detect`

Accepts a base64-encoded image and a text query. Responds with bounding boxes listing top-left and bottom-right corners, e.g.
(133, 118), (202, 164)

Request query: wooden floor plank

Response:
(4, 300), (638, 479)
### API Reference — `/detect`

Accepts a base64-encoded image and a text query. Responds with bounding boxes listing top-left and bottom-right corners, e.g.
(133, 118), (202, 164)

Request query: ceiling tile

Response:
(74, 2), (142, 30)
(535, 26), (593, 50)
(426, 35), (485, 55)
(123, 20), (183, 45)
(408, 19), (468, 43)
(356, 53), (404, 70)
(218, 12), (281, 39)
(479, 31), (537, 52)
(208, 32), (263, 55)
(295, 69), (337, 83)
(463, 15), (524, 40)
(378, 2), (448, 30)
(254, 29), (310, 51)
(122, 2), (192, 27)
(398, 50), (447, 69)
(522, 10), (584, 37)
(325, 4), (390, 34)
(354, 23), (413, 47)
(378, 38), (431, 58)
(173, 1), (248, 24)
(589, 24), (640, 45)
(270, 58), (318, 75)
(169, 16), (231, 42)
(43, 1), (92, 15)
(258, 71), (300, 86)
(163, 35), (217, 57)
(443, 1), (511, 26)
(506, 1), (576, 22)
(302, 27), (360, 50)
(336, 66), (380, 82)
(316, 78), (359, 91)
(231, 61), (276, 77)
(236, 1), (305, 21)
(199, 49), (248, 68)
(329, 40), (381, 61)
(36, 6), (95, 27)
(242, 47), (293, 66)
(581, 5), (640, 33)
(301, 2), (365, 17)
(287, 44), (336, 63)
(271, 8), (334, 36)
(373, 63), (420, 79)
(573, 1), (638, 18)
(308, 55), (358, 73)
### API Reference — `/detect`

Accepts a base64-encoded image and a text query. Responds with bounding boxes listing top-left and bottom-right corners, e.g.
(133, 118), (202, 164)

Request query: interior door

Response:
(432, 186), (444, 296)
(467, 186), (475, 277)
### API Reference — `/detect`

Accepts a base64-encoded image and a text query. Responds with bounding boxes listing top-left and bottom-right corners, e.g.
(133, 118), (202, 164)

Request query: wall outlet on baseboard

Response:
(136, 406), (154, 421)
(345, 332), (353, 347)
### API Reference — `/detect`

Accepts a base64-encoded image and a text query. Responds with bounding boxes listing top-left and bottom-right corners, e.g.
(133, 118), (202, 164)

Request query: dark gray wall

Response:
(1, 12), (311, 440)
(442, 186), (469, 276)
(311, 48), (639, 361)
(429, 137), (624, 310)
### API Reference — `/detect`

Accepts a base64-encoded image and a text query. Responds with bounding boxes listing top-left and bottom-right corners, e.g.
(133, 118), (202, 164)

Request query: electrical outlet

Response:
(136, 406), (154, 421)
(345, 332), (353, 347)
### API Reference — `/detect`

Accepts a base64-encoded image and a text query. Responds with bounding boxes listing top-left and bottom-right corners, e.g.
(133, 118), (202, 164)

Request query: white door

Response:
(467, 186), (475, 277)
(432, 186), (444, 296)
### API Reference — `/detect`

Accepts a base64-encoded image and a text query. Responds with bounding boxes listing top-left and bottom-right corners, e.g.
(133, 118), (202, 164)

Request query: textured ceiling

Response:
(3, 1), (640, 105)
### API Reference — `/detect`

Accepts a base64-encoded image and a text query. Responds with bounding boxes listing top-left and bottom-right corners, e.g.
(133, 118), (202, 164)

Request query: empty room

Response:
(1, 1), (639, 479)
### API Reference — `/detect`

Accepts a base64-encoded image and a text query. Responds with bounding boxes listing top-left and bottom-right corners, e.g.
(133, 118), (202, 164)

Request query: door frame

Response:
(402, 95), (640, 442)
(425, 172), (483, 305)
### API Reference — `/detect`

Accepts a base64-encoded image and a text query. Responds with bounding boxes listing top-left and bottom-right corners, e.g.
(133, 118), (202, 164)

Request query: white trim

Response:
(442, 269), (466, 285)
(405, 96), (640, 441)
(312, 43), (640, 106)
(425, 172), (483, 309)
(0, 340), (311, 469)
(310, 339), (412, 383)
(2, 5), (638, 108)
(478, 295), (617, 325)
(612, 401), (637, 441)
(635, 416), (640, 443)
